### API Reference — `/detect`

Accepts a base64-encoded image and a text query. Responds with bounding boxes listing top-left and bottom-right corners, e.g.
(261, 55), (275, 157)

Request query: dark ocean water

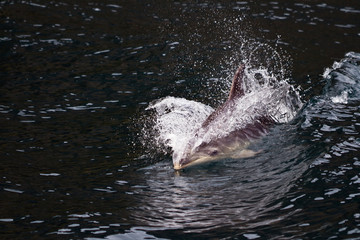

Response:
(1, 1), (360, 239)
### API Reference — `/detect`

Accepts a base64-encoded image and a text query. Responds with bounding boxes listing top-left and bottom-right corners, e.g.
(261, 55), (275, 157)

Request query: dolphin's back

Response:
(202, 64), (246, 129)
(228, 64), (246, 100)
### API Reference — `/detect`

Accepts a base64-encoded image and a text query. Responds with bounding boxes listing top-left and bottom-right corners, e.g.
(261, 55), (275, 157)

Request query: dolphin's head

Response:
(173, 142), (223, 170)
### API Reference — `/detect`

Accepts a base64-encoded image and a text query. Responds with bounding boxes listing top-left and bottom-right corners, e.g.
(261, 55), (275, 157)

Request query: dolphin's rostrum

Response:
(173, 64), (275, 170)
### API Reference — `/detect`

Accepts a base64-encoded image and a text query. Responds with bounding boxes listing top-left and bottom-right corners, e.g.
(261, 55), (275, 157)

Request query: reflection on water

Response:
(134, 123), (309, 237)
(1, 0), (360, 239)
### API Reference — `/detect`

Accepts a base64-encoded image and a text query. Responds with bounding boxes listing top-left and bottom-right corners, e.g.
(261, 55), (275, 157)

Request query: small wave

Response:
(322, 51), (360, 103)
(300, 52), (360, 170)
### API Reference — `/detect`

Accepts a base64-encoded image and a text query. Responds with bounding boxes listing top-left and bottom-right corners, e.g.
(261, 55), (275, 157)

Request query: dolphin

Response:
(173, 64), (275, 170)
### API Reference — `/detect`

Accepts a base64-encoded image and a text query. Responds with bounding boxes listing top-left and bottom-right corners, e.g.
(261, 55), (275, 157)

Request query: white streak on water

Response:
(40, 173), (61, 176)
(4, 188), (24, 194)
(0, 219), (13, 222)
(94, 49), (110, 55)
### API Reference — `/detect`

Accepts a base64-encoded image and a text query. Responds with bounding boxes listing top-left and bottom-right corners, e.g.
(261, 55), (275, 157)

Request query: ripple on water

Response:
(1, 0), (360, 239)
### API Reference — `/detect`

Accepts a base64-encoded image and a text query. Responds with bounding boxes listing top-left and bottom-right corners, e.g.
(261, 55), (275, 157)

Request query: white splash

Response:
(146, 97), (214, 157)
(331, 90), (349, 104)
(145, 64), (303, 166)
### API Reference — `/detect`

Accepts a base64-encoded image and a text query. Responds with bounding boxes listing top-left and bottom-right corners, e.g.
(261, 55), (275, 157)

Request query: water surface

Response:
(1, 0), (360, 239)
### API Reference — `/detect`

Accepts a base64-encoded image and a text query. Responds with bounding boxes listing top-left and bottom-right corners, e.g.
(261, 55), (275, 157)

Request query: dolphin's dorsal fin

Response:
(228, 64), (245, 100)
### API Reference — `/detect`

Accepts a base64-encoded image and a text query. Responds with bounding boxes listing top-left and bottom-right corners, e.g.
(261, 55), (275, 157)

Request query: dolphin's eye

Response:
(210, 150), (218, 156)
